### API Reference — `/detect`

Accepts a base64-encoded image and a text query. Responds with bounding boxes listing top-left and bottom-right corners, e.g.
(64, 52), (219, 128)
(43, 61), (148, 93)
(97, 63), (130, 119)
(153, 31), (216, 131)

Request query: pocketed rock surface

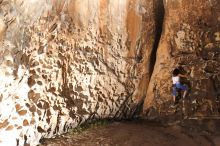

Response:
(0, 0), (219, 146)
(0, 0), (156, 145)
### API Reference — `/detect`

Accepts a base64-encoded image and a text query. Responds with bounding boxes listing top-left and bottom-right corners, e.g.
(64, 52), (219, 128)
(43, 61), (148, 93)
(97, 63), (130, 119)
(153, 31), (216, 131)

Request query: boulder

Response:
(144, 0), (220, 118)
(0, 0), (156, 145)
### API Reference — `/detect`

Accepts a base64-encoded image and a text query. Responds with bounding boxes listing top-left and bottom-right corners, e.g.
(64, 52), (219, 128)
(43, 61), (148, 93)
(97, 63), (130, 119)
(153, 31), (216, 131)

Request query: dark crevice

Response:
(149, 0), (165, 78)
(139, 0), (165, 117)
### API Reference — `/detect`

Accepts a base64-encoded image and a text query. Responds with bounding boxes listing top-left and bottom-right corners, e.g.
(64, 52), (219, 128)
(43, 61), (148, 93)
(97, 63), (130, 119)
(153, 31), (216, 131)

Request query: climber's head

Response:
(172, 68), (180, 77)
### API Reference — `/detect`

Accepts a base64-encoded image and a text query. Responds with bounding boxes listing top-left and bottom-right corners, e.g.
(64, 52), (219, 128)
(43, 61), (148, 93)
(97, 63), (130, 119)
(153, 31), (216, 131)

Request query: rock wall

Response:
(1, 0), (220, 145)
(0, 0), (156, 145)
(144, 0), (220, 118)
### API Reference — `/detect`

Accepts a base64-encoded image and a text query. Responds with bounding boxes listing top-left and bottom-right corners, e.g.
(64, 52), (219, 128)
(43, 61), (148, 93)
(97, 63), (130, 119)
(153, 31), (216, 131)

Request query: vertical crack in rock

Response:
(0, 0), (170, 145)
(144, 0), (220, 119)
(149, 0), (165, 78)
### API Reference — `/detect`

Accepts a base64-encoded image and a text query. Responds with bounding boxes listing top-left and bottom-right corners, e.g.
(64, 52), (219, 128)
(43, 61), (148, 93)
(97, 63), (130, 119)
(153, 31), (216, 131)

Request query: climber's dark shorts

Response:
(172, 83), (188, 96)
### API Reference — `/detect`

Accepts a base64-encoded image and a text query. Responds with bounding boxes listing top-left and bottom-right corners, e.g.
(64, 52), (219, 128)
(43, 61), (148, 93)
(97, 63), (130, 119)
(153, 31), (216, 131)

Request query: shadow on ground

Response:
(40, 118), (220, 146)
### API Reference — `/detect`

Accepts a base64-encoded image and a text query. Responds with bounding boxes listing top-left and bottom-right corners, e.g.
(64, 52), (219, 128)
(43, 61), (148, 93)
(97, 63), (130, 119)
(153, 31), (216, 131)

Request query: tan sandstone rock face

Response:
(0, 0), (156, 145)
(1, 0), (219, 145)
(144, 0), (220, 118)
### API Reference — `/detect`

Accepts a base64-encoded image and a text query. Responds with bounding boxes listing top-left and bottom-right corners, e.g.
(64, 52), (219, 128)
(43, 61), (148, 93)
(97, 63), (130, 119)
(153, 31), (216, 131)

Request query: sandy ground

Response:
(40, 119), (220, 146)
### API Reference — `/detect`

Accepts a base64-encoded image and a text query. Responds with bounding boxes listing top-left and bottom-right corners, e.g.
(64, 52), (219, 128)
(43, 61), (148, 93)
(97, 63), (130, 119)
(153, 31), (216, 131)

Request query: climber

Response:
(172, 68), (188, 105)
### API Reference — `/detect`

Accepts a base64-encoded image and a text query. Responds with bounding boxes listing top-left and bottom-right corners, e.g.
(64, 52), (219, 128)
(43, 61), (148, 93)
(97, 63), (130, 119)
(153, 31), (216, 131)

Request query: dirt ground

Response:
(40, 119), (220, 146)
